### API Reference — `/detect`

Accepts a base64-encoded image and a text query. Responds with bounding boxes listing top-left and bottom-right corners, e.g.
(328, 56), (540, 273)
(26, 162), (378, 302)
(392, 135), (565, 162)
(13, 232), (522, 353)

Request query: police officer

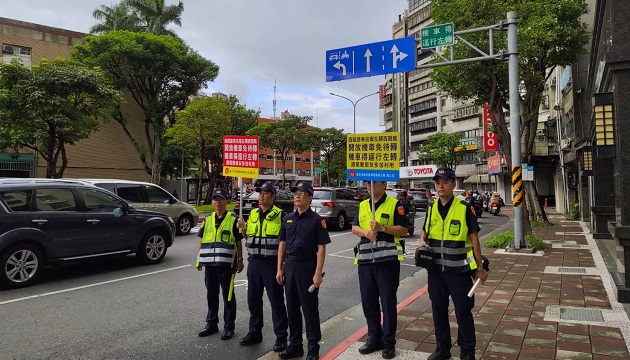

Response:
(239, 182), (289, 352)
(351, 181), (408, 359)
(418, 167), (487, 360)
(276, 182), (330, 360)
(196, 188), (244, 340)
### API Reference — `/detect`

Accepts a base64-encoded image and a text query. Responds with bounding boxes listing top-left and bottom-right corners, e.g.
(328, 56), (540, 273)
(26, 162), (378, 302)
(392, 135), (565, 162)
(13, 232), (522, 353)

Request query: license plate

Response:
(244, 203), (252, 208)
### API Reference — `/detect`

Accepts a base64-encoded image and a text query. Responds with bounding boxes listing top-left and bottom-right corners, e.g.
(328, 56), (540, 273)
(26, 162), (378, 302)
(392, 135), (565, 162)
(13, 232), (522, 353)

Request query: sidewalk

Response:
(323, 209), (630, 360)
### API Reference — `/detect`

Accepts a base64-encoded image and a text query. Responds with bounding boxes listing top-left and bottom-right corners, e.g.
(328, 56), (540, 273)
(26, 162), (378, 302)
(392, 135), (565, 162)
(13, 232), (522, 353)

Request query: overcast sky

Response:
(5, 0), (408, 133)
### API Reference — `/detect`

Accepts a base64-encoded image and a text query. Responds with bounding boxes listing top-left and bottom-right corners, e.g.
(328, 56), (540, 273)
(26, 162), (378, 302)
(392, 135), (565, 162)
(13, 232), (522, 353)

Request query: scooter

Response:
(489, 202), (501, 216)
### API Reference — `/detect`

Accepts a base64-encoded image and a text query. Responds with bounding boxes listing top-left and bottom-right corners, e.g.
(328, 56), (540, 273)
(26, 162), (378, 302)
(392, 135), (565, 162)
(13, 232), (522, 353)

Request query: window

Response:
(1, 190), (32, 211)
(2, 44), (32, 68)
(409, 0), (430, 11)
(409, 98), (437, 117)
(144, 185), (171, 204)
(116, 184), (144, 202)
(409, 118), (437, 133)
(80, 189), (124, 213)
(93, 182), (115, 193)
(34, 188), (76, 211)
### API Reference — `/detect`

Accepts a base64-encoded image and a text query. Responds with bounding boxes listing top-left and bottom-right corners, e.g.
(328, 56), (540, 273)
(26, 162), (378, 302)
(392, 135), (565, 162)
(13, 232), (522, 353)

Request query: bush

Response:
(484, 231), (547, 251)
(567, 201), (580, 220)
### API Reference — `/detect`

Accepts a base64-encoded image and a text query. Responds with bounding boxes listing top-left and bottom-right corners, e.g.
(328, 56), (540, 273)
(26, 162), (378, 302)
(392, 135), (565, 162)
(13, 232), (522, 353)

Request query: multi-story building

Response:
(0, 17), (150, 181)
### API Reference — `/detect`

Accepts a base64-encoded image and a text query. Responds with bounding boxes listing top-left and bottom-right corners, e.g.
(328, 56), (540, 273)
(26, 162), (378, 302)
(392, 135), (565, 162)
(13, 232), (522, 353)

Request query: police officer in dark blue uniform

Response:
(276, 182), (330, 360)
(239, 182), (289, 352)
(352, 181), (408, 359)
(196, 188), (244, 340)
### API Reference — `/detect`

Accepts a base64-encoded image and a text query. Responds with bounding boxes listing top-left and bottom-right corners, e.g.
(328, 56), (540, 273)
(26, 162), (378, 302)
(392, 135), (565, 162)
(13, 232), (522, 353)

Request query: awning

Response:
(463, 174), (496, 184)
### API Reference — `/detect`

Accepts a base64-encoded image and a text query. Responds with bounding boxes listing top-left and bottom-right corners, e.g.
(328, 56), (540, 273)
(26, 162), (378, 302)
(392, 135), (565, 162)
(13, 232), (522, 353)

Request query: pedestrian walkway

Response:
(323, 210), (630, 359)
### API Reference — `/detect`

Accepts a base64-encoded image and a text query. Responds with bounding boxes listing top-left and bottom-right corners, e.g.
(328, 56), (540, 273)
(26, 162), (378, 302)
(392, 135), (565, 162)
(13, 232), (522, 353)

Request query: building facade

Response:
(0, 17), (152, 181)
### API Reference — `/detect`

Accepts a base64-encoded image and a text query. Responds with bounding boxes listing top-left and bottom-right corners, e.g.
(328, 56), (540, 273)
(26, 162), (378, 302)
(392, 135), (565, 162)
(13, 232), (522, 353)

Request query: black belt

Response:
(286, 254), (315, 261)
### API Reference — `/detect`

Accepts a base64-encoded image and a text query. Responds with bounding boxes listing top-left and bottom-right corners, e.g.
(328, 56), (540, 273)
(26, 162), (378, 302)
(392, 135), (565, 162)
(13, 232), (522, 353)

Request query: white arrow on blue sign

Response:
(325, 37), (416, 82)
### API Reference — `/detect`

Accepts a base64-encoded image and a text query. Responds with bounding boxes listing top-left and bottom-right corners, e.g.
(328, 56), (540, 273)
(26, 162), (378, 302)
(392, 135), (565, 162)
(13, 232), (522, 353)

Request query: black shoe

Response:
(382, 348), (396, 359)
(358, 338), (384, 354)
(239, 331), (262, 346)
(220, 329), (234, 340)
(198, 324), (219, 337)
(278, 346), (304, 359)
(459, 349), (475, 360)
(427, 344), (451, 360)
(306, 354), (319, 360)
(273, 339), (287, 352)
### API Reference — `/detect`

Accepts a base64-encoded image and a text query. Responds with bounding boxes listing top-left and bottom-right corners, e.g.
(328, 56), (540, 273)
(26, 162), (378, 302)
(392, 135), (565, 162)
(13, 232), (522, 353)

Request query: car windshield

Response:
(313, 190), (332, 200)
(243, 191), (259, 199)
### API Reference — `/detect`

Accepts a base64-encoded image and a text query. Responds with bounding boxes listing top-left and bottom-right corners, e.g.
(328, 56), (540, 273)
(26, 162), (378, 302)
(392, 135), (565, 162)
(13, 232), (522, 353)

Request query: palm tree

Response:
(90, 2), (141, 34)
(126, 0), (184, 37)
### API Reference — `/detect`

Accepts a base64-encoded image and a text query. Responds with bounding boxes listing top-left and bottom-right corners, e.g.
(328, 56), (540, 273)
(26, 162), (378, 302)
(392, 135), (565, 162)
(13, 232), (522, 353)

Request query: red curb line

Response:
(321, 285), (429, 360)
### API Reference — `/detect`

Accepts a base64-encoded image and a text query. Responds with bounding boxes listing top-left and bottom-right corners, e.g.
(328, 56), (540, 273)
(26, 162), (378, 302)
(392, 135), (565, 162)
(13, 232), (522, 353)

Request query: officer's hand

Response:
(312, 273), (323, 289)
(236, 217), (245, 229)
(236, 259), (244, 273)
(276, 270), (284, 285)
(196, 265), (202, 271)
(369, 220), (383, 233)
(365, 230), (378, 242)
(475, 268), (488, 285)
(418, 239), (430, 249)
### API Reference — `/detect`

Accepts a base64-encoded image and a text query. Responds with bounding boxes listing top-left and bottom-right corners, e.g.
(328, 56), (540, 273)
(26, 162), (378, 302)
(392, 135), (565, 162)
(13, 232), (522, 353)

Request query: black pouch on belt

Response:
(414, 246), (434, 270)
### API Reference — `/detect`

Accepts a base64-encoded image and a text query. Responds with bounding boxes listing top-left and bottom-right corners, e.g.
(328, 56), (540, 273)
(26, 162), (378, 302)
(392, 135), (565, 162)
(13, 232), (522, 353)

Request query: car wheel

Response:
(176, 214), (193, 235)
(0, 243), (43, 289)
(137, 230), (168, 264)
(336, 212), (346, 230)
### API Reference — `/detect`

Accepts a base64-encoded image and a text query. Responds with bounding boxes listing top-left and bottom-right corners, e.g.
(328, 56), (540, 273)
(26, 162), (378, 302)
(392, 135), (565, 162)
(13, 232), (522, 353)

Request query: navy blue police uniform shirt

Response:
(422, 196), (480, 234)
(279, 208), (331, 257)
(352, 195), (408, 228)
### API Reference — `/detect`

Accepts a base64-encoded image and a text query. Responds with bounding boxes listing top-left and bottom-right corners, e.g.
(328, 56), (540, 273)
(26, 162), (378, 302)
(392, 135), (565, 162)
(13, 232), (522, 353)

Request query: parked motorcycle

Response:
(489, 201), (501, 216)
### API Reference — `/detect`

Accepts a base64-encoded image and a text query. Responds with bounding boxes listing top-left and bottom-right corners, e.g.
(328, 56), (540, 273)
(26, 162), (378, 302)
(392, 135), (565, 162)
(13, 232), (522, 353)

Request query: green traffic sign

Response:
(420, 22), (455, 49)
(315, 167), (324, 174)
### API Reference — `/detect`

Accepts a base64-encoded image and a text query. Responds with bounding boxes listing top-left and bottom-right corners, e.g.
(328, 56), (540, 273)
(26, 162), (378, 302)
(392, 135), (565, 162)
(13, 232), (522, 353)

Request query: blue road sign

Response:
(326, 37), (416, 82)
(346, 169), (400, 182)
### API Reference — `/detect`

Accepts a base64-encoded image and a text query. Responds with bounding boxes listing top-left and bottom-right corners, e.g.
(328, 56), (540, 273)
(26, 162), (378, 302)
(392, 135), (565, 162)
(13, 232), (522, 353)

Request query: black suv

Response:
(0, 179), (176, 288)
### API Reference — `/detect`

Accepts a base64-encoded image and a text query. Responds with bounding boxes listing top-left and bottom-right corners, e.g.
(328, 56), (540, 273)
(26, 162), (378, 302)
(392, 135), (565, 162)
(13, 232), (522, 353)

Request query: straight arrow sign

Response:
(364, 49), (372, 73)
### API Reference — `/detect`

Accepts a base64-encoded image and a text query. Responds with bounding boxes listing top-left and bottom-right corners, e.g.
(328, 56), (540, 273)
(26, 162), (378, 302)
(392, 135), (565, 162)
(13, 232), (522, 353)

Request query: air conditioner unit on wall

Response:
(2, 45), (14, 54)
(560, 139), (570, 149)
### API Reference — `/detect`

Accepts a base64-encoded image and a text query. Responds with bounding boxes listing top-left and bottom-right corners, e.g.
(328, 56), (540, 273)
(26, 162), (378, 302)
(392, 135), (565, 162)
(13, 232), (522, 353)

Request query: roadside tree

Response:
(417, 132), (466, 171)
(430, 0), (589, 222)
(0, 59), (121, 178)
(90, 0), (184, 37)
(73, 30), (219, 183)
(307, 127), (346, 186)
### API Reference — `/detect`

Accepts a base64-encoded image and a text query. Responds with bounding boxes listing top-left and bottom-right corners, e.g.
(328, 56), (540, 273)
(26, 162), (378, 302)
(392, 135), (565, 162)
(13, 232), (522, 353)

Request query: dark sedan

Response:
(409, 188), (432, 210)
(233, 190), (295, 219)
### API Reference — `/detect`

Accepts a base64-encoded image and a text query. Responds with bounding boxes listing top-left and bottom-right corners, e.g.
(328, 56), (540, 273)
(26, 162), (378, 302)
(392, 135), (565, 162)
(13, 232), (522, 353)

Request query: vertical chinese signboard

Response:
(222, 135), (259, 178)
(483, 104), (499, 151)
(346, 132), (400, 182)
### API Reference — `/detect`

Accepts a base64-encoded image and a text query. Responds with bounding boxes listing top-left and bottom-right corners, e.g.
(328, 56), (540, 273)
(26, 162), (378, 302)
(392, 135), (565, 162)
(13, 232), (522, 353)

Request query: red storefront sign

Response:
(483, 104), (499, 151)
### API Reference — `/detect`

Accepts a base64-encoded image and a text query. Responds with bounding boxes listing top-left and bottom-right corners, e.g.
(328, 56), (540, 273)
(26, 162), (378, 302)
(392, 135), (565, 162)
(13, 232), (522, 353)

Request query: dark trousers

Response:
(358, 260), (400, 348)
(427, 270), (475, 350)
(204, 265), (236, 330)
(284, 258), (321, 355)
(247, 257), (288, 340)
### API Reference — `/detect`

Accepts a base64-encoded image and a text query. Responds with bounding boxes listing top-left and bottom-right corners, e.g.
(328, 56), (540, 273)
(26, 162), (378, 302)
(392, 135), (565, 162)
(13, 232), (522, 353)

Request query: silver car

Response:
(310, 187), (360, 230)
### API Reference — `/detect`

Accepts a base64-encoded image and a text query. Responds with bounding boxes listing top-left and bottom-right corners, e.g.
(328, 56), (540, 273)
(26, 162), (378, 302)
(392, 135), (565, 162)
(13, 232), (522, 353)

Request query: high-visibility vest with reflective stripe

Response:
(196, 212), (237, 267)
(354, 195), (403, 264)
(426, 199), (478, 272)
(245, 206), (283, 258)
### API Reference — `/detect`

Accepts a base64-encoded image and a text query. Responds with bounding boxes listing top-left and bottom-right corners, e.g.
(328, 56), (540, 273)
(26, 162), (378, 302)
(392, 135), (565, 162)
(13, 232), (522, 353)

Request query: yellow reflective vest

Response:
(425, 198), (478, 272)
(196, 212), (237, 267)
(354, 195), (404, 264)
(245, 206), (283, 258)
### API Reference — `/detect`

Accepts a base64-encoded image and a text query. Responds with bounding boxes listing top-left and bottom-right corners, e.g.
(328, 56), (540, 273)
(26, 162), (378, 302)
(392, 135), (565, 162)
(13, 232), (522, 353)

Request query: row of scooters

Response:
(466, 192), (503, 217)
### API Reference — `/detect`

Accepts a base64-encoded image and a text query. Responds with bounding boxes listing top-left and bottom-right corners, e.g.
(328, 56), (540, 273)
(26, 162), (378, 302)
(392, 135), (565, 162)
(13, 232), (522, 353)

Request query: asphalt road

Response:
(0, 210), (509, 360)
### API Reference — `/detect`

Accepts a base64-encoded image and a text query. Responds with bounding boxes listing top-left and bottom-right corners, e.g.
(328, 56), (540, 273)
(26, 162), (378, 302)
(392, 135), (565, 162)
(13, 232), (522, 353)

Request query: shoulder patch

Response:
(397, 206), (405, 215)
(321, 220), (327, 229)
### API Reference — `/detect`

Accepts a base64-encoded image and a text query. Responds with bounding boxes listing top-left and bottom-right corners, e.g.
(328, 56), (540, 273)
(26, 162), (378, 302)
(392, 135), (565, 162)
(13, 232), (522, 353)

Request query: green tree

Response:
(73, 30), (219, 183)
(430, 0), (589, 222)
(320, 147), (347, 187)
(246, 115), (312, 186)
(416, 132), (466, 171)
(166, 97), (231, 205)
(307, 127), (346, 186)
(0, 59), (121, 178)
(90, 2), (141, 34)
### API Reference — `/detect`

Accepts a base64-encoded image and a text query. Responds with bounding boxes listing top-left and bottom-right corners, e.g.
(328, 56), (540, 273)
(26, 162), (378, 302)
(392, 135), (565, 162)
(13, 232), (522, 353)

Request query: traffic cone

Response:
(544, 198), (548, 208)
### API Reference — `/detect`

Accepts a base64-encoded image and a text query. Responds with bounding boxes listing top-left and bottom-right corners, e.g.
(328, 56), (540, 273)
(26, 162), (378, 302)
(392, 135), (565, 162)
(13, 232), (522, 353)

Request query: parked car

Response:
(347, 186), (369, 200)
(310, 187), (360, 230)
(408, 188), (432, 210)
(233, 190), (295, 219)
(0, 179), (176, 288)
(78, 179), (198, 235)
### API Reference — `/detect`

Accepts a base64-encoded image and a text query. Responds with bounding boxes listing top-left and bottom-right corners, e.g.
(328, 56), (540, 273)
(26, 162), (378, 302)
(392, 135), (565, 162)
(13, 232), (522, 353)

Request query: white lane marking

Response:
(0, 265), (191, 306)
(330, 231), (352, 237)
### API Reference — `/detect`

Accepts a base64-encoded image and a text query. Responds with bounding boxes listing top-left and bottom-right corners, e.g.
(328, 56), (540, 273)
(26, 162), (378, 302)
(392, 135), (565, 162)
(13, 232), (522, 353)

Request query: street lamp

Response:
(330, 91), (379, 134)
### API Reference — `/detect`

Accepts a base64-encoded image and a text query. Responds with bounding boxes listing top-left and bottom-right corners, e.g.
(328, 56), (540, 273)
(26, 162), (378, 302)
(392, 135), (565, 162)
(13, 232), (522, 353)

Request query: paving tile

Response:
(557, 323), (590, 336)
(525, 329), (557, 340)
(484, 342), (521, 355)
(523, 338), (556, 349)
(395, 338), (421, 350)
(501, 315), (529, 323)
(519, 345), (556, 359)
(414, 342), (435, 353)
(589, 326), (624, 339)
(396, 329), (429, 342)
(480, 350), (519, 359)
(489, 334), (523, 345)
(593, 355), (630, 360)
(591, 336), (630, 357)
(527, 323), (557, 332)
(557, 339), (592, 353)
(555, 350), (593, 359)
(557, 332), (590, 343)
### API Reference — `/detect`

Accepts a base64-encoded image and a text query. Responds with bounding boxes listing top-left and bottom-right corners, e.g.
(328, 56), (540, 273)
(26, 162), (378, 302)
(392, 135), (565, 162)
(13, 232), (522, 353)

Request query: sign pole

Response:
(238, 177), (243, 219)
